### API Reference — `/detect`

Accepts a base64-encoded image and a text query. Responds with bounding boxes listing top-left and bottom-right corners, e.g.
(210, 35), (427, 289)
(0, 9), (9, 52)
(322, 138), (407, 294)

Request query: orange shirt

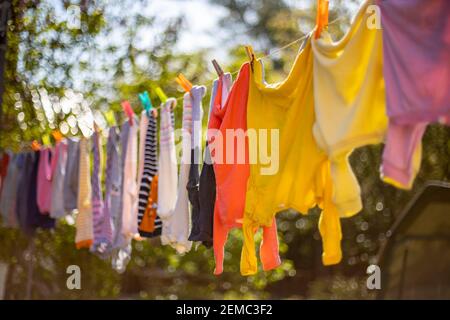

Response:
(209, 63), (280, 275)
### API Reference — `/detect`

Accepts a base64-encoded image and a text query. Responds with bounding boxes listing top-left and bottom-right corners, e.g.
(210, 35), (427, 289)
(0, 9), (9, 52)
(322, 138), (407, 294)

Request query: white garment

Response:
(159, 94), (195, 254)
(121, 118), (139, 238)
(158, 98), (179, 243)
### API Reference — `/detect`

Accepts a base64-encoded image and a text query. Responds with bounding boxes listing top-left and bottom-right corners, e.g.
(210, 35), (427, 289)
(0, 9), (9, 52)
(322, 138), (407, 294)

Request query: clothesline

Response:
(155, 16), (345, 108)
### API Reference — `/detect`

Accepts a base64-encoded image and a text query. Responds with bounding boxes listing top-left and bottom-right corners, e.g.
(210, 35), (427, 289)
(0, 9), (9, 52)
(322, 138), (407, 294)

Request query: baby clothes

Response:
(158, 99), (179, 248)
(16, 152), (55, 235)
(377, 0), (450, 189)
(311, 0), (387, 217)
(75, 138), (94, 249)
(161, 92), (194, 254)
(121, 117), (139, 239)
(91, 131), (112, 256)
(209, 63), (280, 275)
(0, 152), (18, 228)
(0, 152), (9, 196)
(111, 122), (133, 272)
(37, 147), (58, 214)
(243, 39), (341, 274)
(50, 140), (68, 218)
(137, 111), (149, 187)
(189, 74), (232, 246)
(63, 138), (80, 212)
(186, 86), (207, 245)
(99, 127), (121, 257)
(137, 112), (161, 237)
(139, 175), (159, 236)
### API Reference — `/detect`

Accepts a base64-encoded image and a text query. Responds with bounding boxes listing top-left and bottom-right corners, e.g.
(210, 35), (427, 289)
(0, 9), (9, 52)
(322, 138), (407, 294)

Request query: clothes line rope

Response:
(153, 16), (345, 109)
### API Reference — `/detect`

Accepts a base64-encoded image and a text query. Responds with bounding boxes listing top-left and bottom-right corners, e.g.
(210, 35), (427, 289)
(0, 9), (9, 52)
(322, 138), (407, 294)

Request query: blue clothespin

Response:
(139, 91), (153, 116)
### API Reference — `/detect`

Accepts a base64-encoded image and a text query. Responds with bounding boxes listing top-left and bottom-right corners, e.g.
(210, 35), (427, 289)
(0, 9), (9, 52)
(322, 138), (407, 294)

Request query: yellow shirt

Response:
(242, 37), (342, 275)
(311, 0), (387, 217)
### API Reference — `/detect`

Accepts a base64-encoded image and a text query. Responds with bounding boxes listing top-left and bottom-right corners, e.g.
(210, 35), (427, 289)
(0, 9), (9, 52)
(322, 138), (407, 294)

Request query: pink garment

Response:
(37, 147), (58, 214)
(378, 0), (450, 188)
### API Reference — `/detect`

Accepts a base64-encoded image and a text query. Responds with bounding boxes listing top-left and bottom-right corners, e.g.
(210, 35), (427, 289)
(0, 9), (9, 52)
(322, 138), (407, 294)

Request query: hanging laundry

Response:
(185, 85), (206, 247)
(208, 63), (280, 275)
(189, 73), (232, 247)
(75, 138), (94, 249)
(161, 90), (200, 254)
(311, 0), (387, 217)
(0, 152), (10, 196)
(111, 120), (133, 272)
(157, 98), (179, 249)
(91, 131), (112, 256)
(0, 152), (19, 228)
(16, 151), (55, 235)
(377, 0), (450, 189)
(121, 114), (139, 239)
(243, 36), (343, 274)
(139, 175), (159, 236)
(137, 111), (161, 237)
(50, 140), (68, 218)
(37, 147), (58, 214)
(63, 138), (80, 213)
(97, 127), (120, 258)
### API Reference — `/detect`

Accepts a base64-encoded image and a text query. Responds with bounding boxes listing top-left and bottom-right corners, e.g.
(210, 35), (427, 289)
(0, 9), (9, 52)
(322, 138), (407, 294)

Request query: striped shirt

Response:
(137, 112), (161, 237)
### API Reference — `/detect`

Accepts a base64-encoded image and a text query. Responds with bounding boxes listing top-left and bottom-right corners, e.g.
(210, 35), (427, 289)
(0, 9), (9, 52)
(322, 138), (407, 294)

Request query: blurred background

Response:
(0, 0), (449, 299)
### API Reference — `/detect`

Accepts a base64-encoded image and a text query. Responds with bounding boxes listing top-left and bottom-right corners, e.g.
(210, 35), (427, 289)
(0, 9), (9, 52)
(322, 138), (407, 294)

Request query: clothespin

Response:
(51, 129), (63, 143)
(31, 140), (41, 151)
(155, 87), (167, 104)
(176, 73), (193, 93)
(121, 100), (134, 125)
(315, 0), (329, 39)
(211, 59), (224, 77)
(103, 110), (117, 127)
(245, 46), (255, 71)
(138, 91), (153, 116)
(42, 134), (51, 146)
(93, 122), (100, 133)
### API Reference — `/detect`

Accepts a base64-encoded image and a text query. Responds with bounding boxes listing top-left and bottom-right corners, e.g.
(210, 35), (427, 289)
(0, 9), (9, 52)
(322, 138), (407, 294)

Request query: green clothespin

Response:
(139, 91), (153, 116)
(155, 87), (168, 104)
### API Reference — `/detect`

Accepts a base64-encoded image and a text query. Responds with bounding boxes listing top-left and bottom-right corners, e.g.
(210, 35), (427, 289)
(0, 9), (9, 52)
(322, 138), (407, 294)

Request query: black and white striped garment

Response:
(137, 113), (161, 237)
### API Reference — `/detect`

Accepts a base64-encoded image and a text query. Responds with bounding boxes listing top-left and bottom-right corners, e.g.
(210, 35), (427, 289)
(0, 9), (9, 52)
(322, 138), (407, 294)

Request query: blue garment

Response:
(16, 152), (55, 235)
(63, 138), (80, 212)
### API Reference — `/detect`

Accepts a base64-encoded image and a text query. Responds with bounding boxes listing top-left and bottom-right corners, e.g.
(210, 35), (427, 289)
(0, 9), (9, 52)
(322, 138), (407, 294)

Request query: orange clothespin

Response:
(175, 74), (193, 93)
(315, 0), (329, 39)
(121, 100), (134, 125)
(245, 45), (255, 71)
(31, 140), (41, 151)
(51, 129), (63, 143)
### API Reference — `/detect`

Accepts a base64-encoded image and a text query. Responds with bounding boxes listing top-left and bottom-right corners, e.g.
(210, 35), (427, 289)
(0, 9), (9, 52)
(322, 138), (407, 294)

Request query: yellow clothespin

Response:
(315, 0), (329, 39)
(155, 87), (168, 104)
(42, 134), (51, 146)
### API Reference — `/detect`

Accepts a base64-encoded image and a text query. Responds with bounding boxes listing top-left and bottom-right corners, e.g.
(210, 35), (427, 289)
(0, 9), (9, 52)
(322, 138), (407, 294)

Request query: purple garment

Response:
(379, 0), (450, 188)
(37, 148), (57, 214)
(379, 0), (450, 123)
(91, 131), (111, 256)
